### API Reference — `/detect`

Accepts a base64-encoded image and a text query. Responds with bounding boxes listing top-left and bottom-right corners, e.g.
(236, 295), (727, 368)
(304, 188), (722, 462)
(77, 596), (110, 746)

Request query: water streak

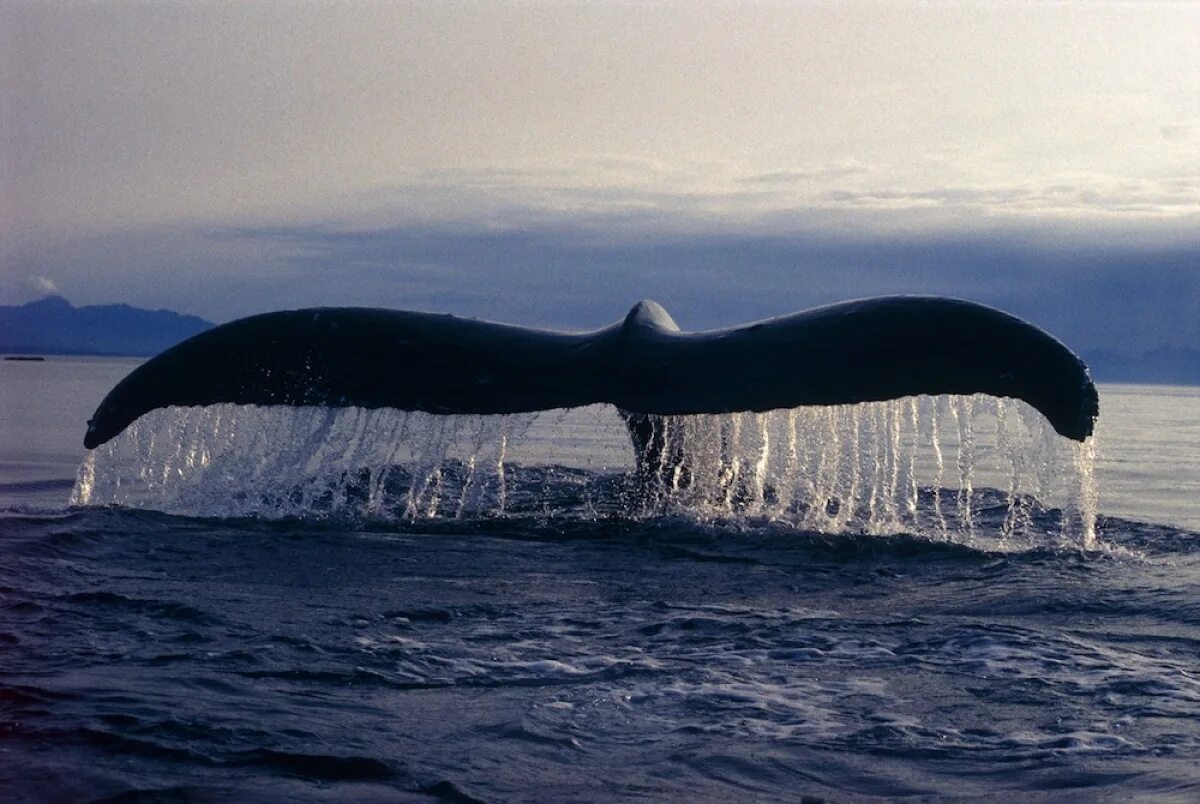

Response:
(71, 397), (1099, 549)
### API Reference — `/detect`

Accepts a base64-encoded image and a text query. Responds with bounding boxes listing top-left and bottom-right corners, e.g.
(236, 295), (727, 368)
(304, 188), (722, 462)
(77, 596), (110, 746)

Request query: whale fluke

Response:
(83, 297), (1098, 454)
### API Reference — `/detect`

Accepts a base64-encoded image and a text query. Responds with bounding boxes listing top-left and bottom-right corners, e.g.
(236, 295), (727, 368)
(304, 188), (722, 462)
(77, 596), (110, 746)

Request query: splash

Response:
(71, 397), (1098, 548)
(628, 396), (1096, 548)
(73, 406), (538, 521)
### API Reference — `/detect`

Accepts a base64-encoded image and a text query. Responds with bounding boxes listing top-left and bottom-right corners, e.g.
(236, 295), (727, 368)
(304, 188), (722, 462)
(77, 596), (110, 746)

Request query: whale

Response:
(83, 297), (1099, 479)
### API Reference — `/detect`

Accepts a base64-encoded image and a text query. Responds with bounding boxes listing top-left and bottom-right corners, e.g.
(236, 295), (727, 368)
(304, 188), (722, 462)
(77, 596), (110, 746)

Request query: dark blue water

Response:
(2, 358), (1199, 802)
(3, 505), (1200, 802)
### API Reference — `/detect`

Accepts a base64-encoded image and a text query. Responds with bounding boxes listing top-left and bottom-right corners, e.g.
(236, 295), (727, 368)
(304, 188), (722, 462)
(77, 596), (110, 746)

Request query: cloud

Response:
(8, 2), (1198, 250)
(738, 163), (874, 186)
(200, 206), (1199, 354)
(823, 176), (1200, 219)
(10, 166), (1197, 354)
(1161, 123), (1193, 143)
(277, 164), (1200, 256)
(0, 274), (63, 306)
(22, 275), (60, 297)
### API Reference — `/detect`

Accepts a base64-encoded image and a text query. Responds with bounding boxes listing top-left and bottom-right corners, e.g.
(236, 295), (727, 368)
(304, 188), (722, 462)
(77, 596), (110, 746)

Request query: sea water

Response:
(1, 356), (1199, 801)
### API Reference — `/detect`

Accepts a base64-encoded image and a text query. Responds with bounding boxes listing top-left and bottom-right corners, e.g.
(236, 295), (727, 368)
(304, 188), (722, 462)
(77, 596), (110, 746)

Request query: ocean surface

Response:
(1, 355), (1199, 802)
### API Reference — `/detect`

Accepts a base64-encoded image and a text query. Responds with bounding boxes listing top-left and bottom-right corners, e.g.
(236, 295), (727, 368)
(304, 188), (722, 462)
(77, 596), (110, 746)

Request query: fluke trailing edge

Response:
(83, 297), (1099, 455)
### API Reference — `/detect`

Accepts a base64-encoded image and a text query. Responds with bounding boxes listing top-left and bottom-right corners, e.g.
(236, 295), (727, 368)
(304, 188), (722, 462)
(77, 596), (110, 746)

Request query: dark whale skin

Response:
(84, 296), (1098, 451)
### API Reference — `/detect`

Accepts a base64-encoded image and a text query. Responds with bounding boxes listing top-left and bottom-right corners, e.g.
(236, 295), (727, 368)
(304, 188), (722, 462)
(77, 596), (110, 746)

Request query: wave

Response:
(6, 496), (1193, 568)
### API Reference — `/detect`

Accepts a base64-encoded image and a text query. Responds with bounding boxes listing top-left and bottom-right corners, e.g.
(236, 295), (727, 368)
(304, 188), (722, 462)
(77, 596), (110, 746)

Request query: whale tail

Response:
(83, 297), (1098, 462)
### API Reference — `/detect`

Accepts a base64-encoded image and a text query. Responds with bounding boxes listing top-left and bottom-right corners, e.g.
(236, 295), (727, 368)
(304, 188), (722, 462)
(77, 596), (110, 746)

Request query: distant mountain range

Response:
(0, 296), (213, 357)
(0, 295), (1195, 385)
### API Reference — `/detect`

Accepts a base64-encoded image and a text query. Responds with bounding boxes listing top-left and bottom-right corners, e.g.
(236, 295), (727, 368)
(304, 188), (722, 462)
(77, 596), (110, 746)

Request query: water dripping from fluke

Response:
(71, 397), (1100, 551)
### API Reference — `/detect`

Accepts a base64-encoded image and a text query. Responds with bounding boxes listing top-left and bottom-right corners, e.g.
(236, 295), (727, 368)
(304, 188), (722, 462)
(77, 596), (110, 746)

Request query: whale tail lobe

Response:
(84, 297), (1098, 455)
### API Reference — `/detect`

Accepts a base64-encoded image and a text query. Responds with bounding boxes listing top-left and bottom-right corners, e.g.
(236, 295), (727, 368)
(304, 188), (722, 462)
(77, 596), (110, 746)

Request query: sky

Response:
(2, 1), (1198, 353)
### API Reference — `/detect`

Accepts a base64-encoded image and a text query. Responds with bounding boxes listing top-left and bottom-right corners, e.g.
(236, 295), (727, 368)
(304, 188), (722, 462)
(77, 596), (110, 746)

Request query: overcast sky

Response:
(3, 1), (1197, 351)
